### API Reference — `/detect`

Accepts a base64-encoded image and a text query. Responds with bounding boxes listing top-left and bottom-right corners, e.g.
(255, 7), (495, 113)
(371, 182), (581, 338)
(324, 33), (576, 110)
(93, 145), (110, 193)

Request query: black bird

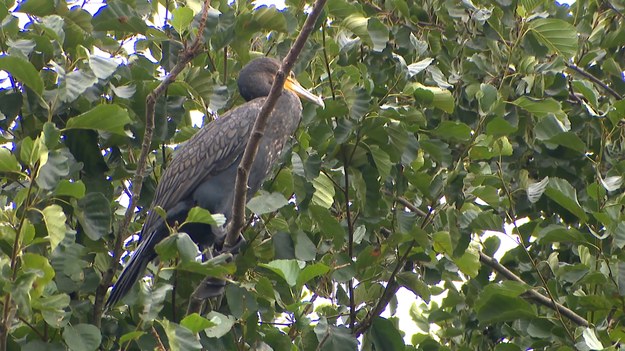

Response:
(106, 57), (324, 308)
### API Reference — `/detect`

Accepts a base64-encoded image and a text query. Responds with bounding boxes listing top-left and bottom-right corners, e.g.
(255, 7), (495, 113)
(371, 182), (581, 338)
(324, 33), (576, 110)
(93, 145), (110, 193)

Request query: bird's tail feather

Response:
(105, 236), (156, 309)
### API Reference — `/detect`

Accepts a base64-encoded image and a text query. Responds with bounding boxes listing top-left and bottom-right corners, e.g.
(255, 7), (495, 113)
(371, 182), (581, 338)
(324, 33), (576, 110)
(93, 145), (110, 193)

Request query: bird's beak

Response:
(284, 76), (325, 108)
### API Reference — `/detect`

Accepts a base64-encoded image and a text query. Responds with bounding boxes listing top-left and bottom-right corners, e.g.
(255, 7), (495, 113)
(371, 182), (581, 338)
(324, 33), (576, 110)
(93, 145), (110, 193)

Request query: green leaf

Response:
(180, 313), (215, 334)
(369, 145), (392, 179)
(544, 177), (588, 223)
(367, 18), (389, 52)
(411, 83), (454, 113)
(475, 283), (536, 324)
(527, 18), (578, 59)
(75, 192), (111, 241)
(42, 204), (66, 252)
(432, 121), (472, 141)
(21, 253), (55, 295)
(92, 2), (148, 34)
(312, 173), (336, 208)
(36, 150), (70, 190)
(297, 263), (330, 286)
(171, 7), (194, 34)
(247, 191), (289, 215)
(15, 0), (56, 16)
(314, 318), (358, 351)
(204, 311), (235, 338)
(65, 104), (131, 135)
(453, 245), (480, 278)
(119, 331), (146, 345)
(432, 231), (452, 255)
(510, 96), (565, 119)
(184, 207), (226, 226)
(259, 259), (300, 287)
(369, 317), (405, 351)
(294, 231), (317, 261)
(62, 324), (102, 351)
(88, 55), (119, 79)
(53, 180), (85, 198)
(0, 148), (20, 172)
(159, 319), (202, 351)
(0, 56), (43, 95)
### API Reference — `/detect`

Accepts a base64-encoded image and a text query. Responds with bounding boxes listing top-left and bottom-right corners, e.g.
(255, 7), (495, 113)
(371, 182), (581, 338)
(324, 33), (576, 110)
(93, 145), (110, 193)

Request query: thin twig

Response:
(92, 0), (213, 325)
(479, 252), (588, 327)
(566, 63), (622, 100)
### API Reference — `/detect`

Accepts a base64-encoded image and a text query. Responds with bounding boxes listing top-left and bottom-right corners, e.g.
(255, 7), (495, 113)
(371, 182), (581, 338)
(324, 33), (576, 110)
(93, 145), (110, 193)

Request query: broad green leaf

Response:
(259, 259), (300, 287)
(92, 2), (148, 33)
(407, 58), (434, 77)
(511, 96), (565, 119)
(171, 7), (194, 34)
(119, 331), (146, 344)
(65, 104), (131, 135)
(475, 285), (536, 324)
(180, 313), (216, 334)
(75, 192), (111, 241)
(312, 173), (336, 208)
(0, 56), (44, 95)
(88, 55), (119, 79)
(184, 207), (226, 226)
(53, 180), (86, 198)
(36, 149), (70, 190)
(42, 204), (66, 252)
(247, 191), (289, 215)
(369, 145), (392, 179)
(294, 231), (317, 261)
(544, 177), (588, 223)
(0, 148), (20, 172)
(368, 18), (389, 52)
(62, 324), (102, 351)
(582, 328), (604, 350)
(204, 311), (235, 338)
(370, 317), (405, 351)
(314, 318), (358, 351)
(453, 245), (480, 278)
(297, 263), (330, 286)
(59, 69), (97, 103)
(396, 271), (431, 303)
(432, 121), (472, 141)
(527, 18), (578, 59)
(15, 0), (57, 16)
(432, 231), (452, 255)
(159, 319), (202, 351)
(21, 253), (55, 296)
(411, 83), (454, 113)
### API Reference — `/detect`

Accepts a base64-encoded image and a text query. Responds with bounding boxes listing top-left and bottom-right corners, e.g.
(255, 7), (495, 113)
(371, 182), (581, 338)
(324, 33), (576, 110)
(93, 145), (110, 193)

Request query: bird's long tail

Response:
(105, 235), (157, 309)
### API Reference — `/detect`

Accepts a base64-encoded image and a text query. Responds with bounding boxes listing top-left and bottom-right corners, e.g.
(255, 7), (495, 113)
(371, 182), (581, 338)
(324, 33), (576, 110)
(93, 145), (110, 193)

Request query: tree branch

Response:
(93, 0), (212, 325)
(566, 63), (622, 100)
(479, 251), (589, 327)
(224, 0), (327, 247)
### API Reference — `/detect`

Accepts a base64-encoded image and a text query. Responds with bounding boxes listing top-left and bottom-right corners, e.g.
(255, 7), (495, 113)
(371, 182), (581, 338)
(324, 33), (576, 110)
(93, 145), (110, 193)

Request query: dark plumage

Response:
(106, 57), (324, 308)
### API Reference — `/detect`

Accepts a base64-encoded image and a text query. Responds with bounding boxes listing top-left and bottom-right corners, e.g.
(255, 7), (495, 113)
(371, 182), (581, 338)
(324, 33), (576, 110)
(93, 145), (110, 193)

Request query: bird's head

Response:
(238, 57), (325, 108)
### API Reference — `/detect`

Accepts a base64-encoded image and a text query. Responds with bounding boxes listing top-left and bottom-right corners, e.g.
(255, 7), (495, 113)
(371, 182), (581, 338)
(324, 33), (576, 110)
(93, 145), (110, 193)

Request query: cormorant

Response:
(105, 57), (324, 308)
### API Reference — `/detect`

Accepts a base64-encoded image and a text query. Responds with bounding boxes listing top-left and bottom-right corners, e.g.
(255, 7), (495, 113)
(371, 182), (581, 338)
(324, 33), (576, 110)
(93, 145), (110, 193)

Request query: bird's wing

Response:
(141, 99), (264, 235)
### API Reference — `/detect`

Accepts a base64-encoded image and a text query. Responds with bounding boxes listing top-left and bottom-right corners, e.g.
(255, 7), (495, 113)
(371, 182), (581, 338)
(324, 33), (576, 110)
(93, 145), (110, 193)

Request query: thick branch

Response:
(479, 252), (589, 327)
(224, 0), (328, 247)
(93, 0), (212, 324)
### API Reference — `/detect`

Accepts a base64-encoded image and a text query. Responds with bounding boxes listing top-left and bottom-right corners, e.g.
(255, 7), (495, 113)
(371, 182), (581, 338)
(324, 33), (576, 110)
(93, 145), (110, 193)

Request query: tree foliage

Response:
(0, 0), (624, 350)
